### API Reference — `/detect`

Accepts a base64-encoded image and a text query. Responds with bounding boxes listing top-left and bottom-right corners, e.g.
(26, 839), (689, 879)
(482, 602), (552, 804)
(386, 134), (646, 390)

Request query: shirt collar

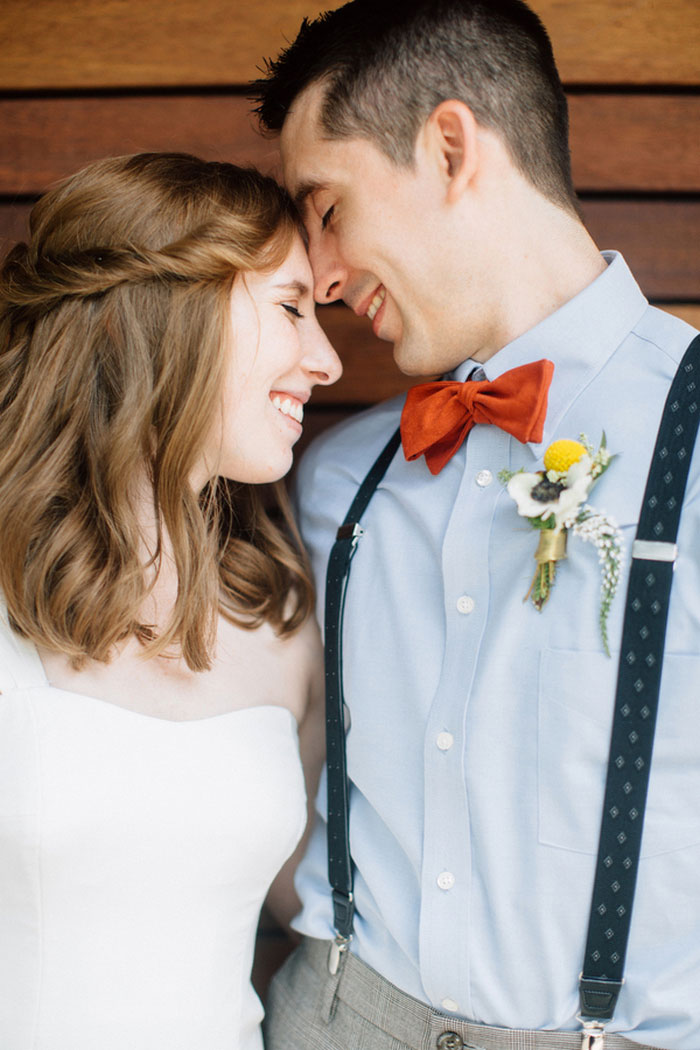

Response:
(450, 252), (649, 457)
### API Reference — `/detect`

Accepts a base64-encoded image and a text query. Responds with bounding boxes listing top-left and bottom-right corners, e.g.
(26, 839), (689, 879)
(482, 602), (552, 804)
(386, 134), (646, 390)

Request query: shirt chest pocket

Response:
(538, 648), (700, 857)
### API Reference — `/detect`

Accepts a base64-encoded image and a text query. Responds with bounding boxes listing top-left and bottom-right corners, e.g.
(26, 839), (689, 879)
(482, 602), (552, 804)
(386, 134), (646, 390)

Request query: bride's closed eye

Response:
(281, 303), (303, 319)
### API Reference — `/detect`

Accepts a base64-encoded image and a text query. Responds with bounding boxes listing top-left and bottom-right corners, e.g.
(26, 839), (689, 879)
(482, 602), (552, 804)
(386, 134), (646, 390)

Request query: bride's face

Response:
(195, 235), (342, 487)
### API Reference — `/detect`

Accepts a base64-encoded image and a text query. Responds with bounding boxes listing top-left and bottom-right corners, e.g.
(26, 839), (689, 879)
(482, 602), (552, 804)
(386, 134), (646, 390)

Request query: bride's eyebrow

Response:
(273, 280), (310, 297)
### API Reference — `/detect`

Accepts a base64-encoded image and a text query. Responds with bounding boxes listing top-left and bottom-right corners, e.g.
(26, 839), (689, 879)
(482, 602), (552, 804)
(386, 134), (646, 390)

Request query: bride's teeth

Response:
(272, 395), (304, 424)
(366, 287), (386, 322)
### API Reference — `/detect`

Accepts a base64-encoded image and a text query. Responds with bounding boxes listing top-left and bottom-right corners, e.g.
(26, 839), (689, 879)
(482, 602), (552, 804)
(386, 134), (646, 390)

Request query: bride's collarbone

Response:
(37, 619), (308, 723)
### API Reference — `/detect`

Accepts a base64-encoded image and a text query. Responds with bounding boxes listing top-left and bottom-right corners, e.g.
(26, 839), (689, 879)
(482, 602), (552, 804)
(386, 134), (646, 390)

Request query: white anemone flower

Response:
(507, 454), (594, 529)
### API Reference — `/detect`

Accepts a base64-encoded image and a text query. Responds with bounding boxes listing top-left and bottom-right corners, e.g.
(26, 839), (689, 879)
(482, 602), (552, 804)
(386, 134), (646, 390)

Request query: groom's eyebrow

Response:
(293, 181), (321, 208)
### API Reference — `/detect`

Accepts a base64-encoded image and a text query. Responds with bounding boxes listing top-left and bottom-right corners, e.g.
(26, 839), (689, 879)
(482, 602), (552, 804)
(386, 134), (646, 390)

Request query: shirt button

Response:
(456, 595), (475, 615)
(441, 998), (460, 1013)
(437, 871), (455, 891)
(436, 732), (454, 751)
(475, 469), (493, 487)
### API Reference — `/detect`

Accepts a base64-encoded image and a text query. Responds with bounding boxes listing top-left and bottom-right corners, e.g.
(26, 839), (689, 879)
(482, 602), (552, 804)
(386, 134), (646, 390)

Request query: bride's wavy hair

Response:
(0, 152), (313, 670)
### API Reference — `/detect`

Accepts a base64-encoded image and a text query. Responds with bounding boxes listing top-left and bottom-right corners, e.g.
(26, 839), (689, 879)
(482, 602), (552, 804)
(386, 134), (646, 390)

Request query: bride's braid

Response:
(1, 217), (275, 317)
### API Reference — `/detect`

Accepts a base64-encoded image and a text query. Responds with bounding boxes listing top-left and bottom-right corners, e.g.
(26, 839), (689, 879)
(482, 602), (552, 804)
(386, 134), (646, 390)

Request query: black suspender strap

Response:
(578, 334), (700, 1049)
(324, 427), (401, 973)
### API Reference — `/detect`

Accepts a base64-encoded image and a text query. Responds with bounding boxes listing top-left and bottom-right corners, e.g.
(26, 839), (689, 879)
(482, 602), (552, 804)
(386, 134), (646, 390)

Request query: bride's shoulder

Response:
(263, 611), (323, 725)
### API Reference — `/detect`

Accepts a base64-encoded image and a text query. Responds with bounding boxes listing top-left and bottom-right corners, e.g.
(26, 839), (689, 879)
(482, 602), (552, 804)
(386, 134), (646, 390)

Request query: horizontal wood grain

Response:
(0, 96), (279, 195)
(568, 95), (700, 192)
(529, 0), (700, 85)
(664, 304), (700, 329)
(1, 93), (699, 196)
(0, 202), (32, 252)
(580, 199), (700, 301)
(0, 0), (337, 90)
(1, 0), (698, 89)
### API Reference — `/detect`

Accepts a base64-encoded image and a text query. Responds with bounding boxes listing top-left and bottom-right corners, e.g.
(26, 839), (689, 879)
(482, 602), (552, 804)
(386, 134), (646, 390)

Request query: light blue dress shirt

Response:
(292, 253), (700, 1049)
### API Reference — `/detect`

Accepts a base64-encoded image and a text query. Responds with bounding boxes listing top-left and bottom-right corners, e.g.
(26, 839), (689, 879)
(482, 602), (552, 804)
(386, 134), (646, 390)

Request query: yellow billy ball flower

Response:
(543, 439), (587, 474)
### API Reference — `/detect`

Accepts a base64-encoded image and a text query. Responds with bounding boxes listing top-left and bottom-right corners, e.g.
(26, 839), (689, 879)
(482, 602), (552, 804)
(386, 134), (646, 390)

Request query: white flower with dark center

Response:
(507, 454), (594, 529)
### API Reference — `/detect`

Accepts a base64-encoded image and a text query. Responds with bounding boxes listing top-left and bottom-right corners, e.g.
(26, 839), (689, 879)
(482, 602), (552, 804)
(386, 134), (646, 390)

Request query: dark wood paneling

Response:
(2, 93), (700, 197)
(251, 909), (295, 1002)
(0, 202), (32, 252)
(1, 0), (698, 88)
(0, 96), (279, 195)
(530, 0), (700, 85)
(568, 95), (700, 193)
(0, 0), (339, 90)
(665, 304), (700, 329)
(580, 199), (700, 301)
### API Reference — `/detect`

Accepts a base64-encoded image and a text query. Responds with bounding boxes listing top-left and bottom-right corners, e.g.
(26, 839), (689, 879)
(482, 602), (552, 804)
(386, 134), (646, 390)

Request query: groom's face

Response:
(280, 82), (469, 378)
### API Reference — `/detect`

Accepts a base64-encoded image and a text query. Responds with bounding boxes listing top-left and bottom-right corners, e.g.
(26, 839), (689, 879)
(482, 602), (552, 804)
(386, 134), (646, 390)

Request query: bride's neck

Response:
(132, 468), (181, 632)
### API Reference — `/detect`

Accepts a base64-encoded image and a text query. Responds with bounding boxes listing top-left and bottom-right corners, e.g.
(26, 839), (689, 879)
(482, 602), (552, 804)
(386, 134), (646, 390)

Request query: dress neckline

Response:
(30, 683), (300, 727)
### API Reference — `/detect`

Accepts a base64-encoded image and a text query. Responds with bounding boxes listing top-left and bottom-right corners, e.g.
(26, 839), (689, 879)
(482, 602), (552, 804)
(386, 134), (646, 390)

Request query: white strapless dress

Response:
(0, 613), (306, 1050)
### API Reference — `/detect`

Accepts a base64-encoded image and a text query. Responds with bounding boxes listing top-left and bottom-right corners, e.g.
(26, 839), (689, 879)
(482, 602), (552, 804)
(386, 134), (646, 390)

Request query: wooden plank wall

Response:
(1, 0), (699, 996)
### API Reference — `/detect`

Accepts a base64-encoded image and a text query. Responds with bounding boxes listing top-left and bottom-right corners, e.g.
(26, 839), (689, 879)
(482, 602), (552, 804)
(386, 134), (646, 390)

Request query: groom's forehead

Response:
(280, 85), (326, 180)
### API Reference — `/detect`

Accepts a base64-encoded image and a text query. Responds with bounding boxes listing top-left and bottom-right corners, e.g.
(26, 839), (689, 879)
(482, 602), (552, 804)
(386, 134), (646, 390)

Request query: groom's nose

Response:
(309, 237), (348, 305)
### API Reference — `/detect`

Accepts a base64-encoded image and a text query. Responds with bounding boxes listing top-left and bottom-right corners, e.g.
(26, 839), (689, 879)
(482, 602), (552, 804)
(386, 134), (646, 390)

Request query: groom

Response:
(253, 1), (700, 1048)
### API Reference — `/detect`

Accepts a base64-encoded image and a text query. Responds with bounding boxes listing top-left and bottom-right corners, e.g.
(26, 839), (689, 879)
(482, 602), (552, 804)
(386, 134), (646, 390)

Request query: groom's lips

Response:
(369, 292), (388, 336)
(354, 283), (385, 319)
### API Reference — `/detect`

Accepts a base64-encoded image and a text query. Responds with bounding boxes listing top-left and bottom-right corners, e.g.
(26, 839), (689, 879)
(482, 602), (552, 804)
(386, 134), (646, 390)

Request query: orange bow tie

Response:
(400, 359), (554, 475)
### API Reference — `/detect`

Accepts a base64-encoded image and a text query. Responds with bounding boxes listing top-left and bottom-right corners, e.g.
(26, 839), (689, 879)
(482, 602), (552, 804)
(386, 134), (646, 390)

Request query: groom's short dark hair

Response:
(251, 0), (578, 214)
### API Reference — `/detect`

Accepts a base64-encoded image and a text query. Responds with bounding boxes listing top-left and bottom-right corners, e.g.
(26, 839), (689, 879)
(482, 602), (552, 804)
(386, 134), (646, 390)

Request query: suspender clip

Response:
(336, 522), (364, 546)
(328, 933), (352, 975)
(579, 1020), (606, 1050)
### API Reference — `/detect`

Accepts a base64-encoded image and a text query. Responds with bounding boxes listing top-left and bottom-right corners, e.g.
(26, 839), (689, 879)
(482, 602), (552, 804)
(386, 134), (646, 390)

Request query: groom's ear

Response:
(424, 99), (480, 204)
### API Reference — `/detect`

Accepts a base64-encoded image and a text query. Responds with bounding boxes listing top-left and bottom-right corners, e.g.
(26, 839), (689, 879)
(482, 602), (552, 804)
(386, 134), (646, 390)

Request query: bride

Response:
(0, 152), (341, 1049)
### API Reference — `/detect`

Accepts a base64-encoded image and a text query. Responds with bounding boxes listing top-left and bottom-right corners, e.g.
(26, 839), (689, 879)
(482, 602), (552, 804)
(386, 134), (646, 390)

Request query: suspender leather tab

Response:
(579, 976), (624, 1019)
(332, 889), (355, 933)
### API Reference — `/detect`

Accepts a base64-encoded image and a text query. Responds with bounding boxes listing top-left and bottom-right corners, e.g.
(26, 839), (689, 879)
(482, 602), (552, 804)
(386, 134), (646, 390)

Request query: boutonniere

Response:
(498, 435), (623, 655)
